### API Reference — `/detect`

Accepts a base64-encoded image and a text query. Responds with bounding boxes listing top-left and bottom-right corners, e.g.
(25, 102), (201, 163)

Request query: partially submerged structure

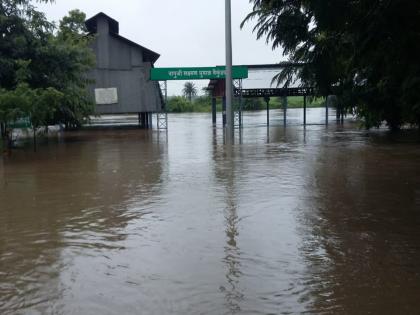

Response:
(85, 13), (164, 128)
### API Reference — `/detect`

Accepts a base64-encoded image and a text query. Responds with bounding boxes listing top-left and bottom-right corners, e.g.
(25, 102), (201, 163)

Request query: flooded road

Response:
(1, 109), (420, 314)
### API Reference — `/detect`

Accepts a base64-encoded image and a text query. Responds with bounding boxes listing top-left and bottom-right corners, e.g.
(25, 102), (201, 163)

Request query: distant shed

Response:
(85, 12), (163, 120)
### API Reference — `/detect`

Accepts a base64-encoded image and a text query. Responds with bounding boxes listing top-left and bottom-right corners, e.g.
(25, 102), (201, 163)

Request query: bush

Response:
(165, 95), (327, 113)
(167, 96), (213, 113)
(167, 96), (191, 113)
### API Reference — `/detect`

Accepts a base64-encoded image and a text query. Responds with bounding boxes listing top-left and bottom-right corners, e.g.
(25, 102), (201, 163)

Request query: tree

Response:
(26, 86), (63, 151)
(0, 86), (28, 151)
(0, 1), (95, 152)
(0, 57), (63, 151)
(57, 9), (88, 42)
(182, 82), (197, 102)
(0, 0), (55, 89)
(242, 98), (264, 111)
(167, 96), (193, 113)
(242, 0), (420, 129)
(52, 9), (95, 129)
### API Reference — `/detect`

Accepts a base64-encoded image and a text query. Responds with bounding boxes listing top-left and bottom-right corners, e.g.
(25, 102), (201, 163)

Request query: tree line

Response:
(2, 0), (418, 154)
(243, 0), (420, 129)
(0, 1), (94, 151)
(168, 82), (323, 113)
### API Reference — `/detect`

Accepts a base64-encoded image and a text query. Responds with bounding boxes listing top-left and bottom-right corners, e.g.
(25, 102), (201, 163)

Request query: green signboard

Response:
(9, 117), (31, 129)
(150, 66), (248, 81)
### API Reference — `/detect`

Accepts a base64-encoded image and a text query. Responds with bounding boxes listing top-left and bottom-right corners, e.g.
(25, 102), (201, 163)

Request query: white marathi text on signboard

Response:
(150, 66), (248, 81)
(95, 88), (118, 105)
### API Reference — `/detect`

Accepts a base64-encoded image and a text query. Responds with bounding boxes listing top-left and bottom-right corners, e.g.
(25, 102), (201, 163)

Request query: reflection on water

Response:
(213, 145), (243, 313)
(1, 108), (420, 314)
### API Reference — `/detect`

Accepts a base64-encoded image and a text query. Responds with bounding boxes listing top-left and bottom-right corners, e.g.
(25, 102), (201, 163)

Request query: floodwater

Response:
(1, 108), (420, 314)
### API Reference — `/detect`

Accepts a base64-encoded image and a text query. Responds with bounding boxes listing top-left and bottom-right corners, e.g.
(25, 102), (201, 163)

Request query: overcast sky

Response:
(37, 0), (285, 95)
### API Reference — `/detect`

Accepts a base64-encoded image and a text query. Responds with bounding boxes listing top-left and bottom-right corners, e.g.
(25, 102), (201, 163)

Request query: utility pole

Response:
(225, 0), (234, 143)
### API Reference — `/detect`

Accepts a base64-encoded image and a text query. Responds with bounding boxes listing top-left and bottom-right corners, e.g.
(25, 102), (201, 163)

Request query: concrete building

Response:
(85, 13), (163, 128)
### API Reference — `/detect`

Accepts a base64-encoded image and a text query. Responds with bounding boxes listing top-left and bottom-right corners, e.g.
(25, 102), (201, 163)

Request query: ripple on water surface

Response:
(1, 109), (420, 314)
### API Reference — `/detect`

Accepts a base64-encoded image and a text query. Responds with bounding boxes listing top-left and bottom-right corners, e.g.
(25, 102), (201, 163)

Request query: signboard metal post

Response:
(225, 0), (234, 143)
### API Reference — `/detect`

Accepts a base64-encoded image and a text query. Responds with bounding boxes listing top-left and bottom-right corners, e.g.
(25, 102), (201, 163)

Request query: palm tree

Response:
(182, 82), (197, 102)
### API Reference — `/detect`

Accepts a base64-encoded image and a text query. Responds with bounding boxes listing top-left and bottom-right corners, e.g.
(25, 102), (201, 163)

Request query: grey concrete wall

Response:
(89, 16), (162, 114)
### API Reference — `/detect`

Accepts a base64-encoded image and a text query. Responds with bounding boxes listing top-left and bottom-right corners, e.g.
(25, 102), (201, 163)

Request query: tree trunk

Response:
(5, 128), (12, 156)
(33, 128), (37, 152)
(0, 123), (5, 139)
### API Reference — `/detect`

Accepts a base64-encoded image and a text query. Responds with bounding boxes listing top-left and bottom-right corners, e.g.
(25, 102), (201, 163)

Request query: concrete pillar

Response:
(267, 100), (270, 126)
(264, 96), (270, 126)
(139, 112), (148, 129)
(211, 97), (217, 125)
(326, 96), (329, 125)
(328, 95), (340, 125)
(238, 94), (243, 127)
(225, 0), (234, 143)
(336, 102), (341, 121)
(148, 113), (153, 129)
(282, 97), (288, 126)
(222, 96), (226, 126)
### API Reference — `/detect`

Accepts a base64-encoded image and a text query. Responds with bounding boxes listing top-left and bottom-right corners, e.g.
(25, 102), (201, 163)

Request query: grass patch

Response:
(166, 96), (326, 113)
(167, 96), (220, 113)
(269, 96), (325, 109)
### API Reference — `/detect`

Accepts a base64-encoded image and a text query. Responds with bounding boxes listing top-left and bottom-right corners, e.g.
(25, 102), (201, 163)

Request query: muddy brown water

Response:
(1, 109), (420, 314)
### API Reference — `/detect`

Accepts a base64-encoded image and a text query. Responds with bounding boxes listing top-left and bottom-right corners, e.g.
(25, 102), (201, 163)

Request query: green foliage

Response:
(193, 96), (214, 112)
(0, 83), (62, 146)
(165, 95), (324, 113)
(0, 86), (28, 125)
(0, 0), (54, 89)
(242, 98), (264, 110)
(25, 85), (63, 130)
(243, 0), (420, 129)
(269, 96), (325, 109)
(57, 9), (87, 42)
(167, 96), (194, 112)
(0, 0), (95, 148)
(167, 95), (215, 113)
